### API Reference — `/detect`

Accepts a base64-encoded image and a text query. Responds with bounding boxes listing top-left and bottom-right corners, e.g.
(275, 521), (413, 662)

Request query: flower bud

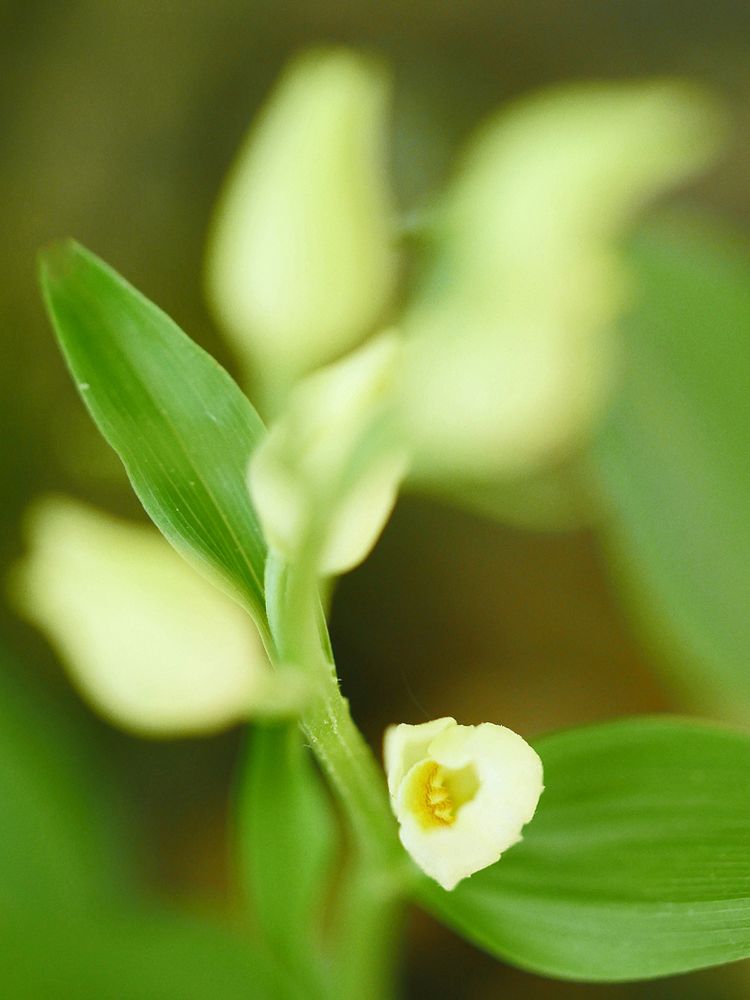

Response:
(206, 49), (397, 399)
(384, 717), (544, 890)
(11, 497), (293, 736)
(397, 81), (723, 482)
(249, 332), (407, 575)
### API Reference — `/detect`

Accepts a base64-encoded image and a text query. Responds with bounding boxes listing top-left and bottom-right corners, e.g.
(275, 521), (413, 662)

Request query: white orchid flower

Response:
(384, 717), (544, 890)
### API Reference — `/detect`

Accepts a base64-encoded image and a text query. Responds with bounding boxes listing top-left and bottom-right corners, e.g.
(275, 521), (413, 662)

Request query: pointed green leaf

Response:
(417, 717), (750, 981)
(595, 219), (750, 718)
(236, 723), (336, 990)
(39, 241), (268, 632)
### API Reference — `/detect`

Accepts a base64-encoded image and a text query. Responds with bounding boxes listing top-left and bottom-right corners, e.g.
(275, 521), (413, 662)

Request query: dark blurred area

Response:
(4, 2), (750, 996)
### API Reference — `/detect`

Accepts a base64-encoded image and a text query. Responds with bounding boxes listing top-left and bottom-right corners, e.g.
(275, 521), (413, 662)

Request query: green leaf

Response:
(235, 723), (336, 991)
(3, 908), (294, 1000)
(417, 717), (750, 982)
(0, 643), (126, 916)
(39, 240), (268, 632)
(594, 218), (750, 718)
(0, 644), (295, 998)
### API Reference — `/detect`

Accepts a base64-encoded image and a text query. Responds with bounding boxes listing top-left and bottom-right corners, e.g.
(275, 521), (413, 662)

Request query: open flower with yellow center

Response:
(384, 717), (544, 890)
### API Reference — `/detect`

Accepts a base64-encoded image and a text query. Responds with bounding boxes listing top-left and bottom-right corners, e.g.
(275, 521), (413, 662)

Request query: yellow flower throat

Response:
(405, 759), (479, 830)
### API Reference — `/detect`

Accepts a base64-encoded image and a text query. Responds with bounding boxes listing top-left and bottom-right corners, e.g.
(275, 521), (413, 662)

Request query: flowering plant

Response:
(17, 48), (750, 998)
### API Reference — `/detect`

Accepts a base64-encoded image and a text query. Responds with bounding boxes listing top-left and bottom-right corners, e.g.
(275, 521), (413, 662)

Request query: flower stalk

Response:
(264, 550), (403, 866)
(265, 549), (408, 996)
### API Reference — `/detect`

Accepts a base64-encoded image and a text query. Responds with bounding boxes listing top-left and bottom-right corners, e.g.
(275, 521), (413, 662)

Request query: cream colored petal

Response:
(206, 48), (397, 398)
(249, 332), (407, 575)
(398, 81), (724, 482)
(318, 447), (407, 574)
(11, 497), (278, 737)
(383, 717), (456, 796)
(247, 425), (307, 558)
(431, 722), (544, 858)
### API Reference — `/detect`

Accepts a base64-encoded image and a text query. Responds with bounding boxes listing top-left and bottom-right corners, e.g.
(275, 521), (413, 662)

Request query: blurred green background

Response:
(4, 1), (750, 996)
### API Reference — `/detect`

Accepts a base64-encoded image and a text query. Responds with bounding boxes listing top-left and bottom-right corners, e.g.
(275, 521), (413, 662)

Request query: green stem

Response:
(330, 861), (405, 1000)
(266, 549), (418, 999)
(266, 551), (401, 865)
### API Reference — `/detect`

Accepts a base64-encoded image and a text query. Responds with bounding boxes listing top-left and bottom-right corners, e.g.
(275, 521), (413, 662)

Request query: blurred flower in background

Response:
(206, 49), (397, 405)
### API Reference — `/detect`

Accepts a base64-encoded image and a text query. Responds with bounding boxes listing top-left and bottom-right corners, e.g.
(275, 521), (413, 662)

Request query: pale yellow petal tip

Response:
(248, 332), (407, 576)
(383, 718), (544, 891)
(205, 47), (396, 392)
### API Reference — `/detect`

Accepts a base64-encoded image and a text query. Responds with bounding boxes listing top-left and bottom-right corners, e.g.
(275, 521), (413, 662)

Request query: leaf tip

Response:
(38, 238), (86, 292)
